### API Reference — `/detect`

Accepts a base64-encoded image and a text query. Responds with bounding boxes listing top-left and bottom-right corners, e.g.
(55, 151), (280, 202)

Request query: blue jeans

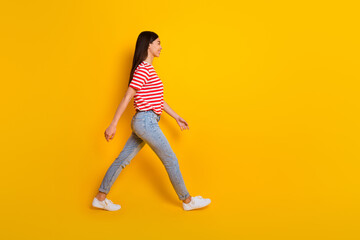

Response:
(98, 110), (190, 201)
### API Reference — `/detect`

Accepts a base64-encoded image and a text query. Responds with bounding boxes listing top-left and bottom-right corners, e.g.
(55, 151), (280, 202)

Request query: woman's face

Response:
(148, 38), (162, 57)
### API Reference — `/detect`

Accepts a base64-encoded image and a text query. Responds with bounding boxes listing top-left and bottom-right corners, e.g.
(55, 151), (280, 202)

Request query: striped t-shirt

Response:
(129, 61), (164, 115)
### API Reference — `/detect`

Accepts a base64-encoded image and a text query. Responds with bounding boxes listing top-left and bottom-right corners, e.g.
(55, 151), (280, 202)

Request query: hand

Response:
(175, 116), (189, 131)
(104, 124), (116, 142)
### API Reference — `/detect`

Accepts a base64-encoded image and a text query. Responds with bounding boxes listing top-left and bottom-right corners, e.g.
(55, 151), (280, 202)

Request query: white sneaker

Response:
(92, 197), (121, 211)
(183, 196), (211, 211)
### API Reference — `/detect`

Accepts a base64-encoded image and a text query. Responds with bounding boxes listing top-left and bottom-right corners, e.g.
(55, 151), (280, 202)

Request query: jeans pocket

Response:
(148, 116), (159, 130)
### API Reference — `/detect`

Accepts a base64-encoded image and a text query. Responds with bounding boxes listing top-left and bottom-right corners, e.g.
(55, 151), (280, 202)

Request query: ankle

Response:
(183, 196), (192, 204)
(96, 192), (106, 201)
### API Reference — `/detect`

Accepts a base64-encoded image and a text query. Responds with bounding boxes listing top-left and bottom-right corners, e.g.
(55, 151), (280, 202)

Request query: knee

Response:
(113, 157), (130, 169)
(115, 161), (129, 170)
(120, 163), (127, 169)
(164, 157), (179, 169)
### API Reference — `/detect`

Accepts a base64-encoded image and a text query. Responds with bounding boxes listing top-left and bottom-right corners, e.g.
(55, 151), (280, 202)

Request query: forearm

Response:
(110, 95), (132, 127)
(163, 100), (180, 119)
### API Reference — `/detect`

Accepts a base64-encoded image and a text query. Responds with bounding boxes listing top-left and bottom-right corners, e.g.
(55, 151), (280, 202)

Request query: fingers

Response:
(106, 134), (114, 141)
(177, 119), (190, 131)
(183, 120), (189, 130)
(104, 132), (111, 141)
(179, 123), (189, 131)
(104, 132), (108, 141)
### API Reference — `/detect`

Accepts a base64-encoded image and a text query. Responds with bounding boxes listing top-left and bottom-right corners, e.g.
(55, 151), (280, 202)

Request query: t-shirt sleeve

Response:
(129, 66), (149, 91)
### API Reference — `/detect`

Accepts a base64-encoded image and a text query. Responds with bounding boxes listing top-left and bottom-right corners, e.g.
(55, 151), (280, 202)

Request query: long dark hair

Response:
(128, 31), (159, 86)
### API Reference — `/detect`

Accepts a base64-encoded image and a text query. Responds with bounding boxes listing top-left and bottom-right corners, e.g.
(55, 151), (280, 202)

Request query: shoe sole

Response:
(92, 200), (121, 211)
(92, 205), (121, 211)
(183, 200), (211, 211)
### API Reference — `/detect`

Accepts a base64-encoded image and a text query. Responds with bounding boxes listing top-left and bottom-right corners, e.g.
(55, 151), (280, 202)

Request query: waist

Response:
(136, 109), (159, 115)
(135, 109), (161, 121)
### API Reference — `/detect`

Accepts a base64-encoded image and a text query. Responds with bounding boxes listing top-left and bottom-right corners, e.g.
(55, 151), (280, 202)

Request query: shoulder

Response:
(136, 63), (151, 73)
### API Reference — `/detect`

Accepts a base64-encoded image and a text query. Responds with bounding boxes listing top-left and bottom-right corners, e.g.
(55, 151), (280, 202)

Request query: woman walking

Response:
(92, 31), (211, 211)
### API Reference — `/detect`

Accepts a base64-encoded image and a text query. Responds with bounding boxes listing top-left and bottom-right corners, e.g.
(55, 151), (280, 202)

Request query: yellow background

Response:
(1, 0), (359, 239)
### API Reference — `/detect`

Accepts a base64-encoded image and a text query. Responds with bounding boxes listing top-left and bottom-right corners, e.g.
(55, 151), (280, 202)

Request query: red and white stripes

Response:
(129, 61), (164, 115)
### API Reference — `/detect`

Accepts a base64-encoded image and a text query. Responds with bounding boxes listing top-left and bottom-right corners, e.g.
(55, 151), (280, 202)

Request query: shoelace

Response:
(104, 199), (113, 206)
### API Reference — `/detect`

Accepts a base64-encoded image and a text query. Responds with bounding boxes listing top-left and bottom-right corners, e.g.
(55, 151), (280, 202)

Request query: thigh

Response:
(120, 131), (145, 155)
(140, 116), (177, 161)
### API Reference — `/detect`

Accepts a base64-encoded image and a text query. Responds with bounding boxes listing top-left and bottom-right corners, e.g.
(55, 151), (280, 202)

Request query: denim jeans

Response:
(98, 110), (190, 201)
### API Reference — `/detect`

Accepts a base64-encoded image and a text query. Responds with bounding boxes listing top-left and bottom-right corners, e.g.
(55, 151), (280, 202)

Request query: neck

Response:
(144, 56), (154, 65)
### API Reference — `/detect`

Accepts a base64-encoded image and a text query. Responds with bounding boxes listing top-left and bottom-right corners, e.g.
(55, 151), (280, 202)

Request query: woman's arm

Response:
(163, 100), (180, 119)
(104, 87), (137, 142)
(110, 87), (137, 127)
(163, 100), (189, 131)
